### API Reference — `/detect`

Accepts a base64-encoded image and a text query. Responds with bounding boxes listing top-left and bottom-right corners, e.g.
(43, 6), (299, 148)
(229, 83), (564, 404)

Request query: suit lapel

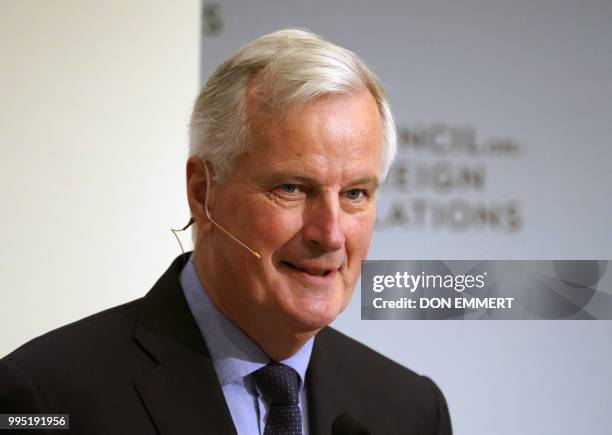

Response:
(307, 329), (366, 435)
(132, 255), (237, 435)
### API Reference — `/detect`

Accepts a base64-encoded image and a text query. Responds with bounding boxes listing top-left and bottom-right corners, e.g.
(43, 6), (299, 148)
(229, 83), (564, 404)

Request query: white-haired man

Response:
(0, 30), (451, 434)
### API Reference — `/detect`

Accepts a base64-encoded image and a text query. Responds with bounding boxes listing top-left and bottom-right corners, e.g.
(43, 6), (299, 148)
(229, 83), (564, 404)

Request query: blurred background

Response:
(1, 1), (611, 433)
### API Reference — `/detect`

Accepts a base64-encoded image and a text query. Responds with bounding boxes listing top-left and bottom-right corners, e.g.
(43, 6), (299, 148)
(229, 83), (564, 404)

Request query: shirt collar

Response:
(180, 253), (314, 391)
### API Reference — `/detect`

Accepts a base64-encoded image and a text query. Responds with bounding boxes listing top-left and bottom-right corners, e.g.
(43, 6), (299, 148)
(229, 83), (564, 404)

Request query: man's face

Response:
(198, 88), (383, 338)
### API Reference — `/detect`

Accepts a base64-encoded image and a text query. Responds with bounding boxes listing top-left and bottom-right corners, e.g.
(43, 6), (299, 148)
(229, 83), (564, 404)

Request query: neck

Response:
(248, 325), (316, 362)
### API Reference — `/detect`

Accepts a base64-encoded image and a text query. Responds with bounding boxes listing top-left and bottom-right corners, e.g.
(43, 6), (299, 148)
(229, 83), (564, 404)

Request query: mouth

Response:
(280, 261), (334, 277)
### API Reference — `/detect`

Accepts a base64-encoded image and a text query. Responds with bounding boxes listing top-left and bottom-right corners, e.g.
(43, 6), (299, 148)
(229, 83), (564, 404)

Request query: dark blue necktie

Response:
(253, 363), (303, 435)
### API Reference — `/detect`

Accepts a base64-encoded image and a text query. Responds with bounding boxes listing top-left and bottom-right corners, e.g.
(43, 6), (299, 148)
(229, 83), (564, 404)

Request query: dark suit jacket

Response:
(0, 255), (451, 434)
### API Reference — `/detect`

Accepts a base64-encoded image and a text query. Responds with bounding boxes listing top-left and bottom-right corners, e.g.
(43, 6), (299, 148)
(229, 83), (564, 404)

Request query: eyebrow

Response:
(348, 177), (380, 190)
(264, 171), (379, 190)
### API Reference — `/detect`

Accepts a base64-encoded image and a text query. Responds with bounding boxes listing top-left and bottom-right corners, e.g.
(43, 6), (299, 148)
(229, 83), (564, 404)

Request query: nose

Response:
(302, 193), (345, 252)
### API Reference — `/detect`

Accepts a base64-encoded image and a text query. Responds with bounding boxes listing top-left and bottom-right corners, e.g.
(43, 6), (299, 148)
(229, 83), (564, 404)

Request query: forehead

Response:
(242, 89), (383, 183)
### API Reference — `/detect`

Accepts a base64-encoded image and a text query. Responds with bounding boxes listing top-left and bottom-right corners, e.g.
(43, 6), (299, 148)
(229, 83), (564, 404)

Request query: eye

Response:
(280, 184), (298, 194)
(345, 188), (366, 201)
(273, 183), (306, 200)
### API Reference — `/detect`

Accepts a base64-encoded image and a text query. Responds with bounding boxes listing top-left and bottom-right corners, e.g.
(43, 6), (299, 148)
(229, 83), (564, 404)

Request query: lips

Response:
(280, 261), (334, 277)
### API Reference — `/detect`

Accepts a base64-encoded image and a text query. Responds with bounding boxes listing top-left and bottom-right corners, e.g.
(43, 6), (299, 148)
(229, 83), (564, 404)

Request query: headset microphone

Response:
(170, 162), (261, 260)
(202, 162), (261, 259)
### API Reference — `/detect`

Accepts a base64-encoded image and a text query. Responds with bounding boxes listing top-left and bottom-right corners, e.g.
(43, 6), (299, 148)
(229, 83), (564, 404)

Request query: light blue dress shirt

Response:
(180, 253), (313, 435)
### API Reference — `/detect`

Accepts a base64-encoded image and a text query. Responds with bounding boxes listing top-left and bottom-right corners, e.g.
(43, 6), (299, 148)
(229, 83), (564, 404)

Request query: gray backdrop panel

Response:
(199, 1), (612, 433)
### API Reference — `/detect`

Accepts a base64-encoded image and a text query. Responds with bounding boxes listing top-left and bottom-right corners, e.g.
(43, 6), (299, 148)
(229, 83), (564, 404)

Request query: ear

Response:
(186, 156), (214, 233)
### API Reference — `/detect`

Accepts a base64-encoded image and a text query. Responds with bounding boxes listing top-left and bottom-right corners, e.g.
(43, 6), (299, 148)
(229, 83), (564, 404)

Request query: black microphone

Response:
(332, 413), (371, 435)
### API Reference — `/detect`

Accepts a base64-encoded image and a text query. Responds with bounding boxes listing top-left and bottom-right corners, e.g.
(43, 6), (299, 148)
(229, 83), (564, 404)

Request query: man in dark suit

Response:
(1, 29), (451, 434)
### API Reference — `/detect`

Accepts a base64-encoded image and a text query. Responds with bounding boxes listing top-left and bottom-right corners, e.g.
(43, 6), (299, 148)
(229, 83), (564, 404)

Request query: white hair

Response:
(189, 28), (397, 182)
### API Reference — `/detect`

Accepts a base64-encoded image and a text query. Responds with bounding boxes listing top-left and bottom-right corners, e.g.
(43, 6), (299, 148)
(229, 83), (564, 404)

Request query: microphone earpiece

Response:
(170, 217), (195, 266)
(181, 217), (195, 231)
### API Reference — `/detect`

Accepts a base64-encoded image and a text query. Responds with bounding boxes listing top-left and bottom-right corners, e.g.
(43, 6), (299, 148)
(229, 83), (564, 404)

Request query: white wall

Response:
(0, 0), (199, 355)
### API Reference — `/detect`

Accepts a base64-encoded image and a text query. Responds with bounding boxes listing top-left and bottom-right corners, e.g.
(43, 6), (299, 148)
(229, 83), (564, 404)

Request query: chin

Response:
(283, 297), (347, 333)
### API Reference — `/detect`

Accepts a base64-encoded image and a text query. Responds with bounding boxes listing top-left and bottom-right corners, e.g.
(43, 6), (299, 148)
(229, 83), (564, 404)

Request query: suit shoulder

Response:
(317, 327), (421, 377)
(316, 327), (441, 397)
(315, 327), (452, 433)
(3, 297), (144, 369)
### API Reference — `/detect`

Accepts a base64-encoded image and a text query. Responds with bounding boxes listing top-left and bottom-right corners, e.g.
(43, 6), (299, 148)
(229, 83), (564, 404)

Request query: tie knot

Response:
(253, 363), (300, 406)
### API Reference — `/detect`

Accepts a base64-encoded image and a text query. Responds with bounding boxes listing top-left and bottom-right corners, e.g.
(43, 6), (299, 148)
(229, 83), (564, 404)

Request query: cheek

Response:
(249, 203), (304, 256)
(343, 221), (373, 294)
(345, 214), (375, 261)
